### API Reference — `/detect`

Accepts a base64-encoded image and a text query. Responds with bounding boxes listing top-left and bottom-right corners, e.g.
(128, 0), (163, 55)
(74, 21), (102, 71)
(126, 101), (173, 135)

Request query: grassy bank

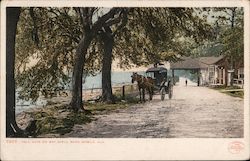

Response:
(17, 95), (140, 137)
(210, 85), (244, 98)
(85, 95), (140, 112)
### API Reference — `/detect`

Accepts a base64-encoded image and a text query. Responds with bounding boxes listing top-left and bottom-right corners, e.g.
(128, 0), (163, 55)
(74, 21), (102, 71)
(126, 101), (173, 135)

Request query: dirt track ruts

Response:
(64, 80), (244, 138)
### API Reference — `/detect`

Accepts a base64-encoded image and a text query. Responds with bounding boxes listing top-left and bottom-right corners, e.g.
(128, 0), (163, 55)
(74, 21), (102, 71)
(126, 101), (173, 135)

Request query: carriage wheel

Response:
(168, 84), (173, 99)
(160, 88), (165, 101)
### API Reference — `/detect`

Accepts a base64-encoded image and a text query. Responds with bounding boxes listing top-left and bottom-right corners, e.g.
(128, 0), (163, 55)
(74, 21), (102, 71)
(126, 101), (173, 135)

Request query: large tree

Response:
(98, 8), (213, 103)
(99, 9), (128, 103)
(6, 7), (24, 137)
(70, 8), (126, 111)
(15, 7), (121, 110)
(100, 26), (115, 103)
(15, 7), (213, 113)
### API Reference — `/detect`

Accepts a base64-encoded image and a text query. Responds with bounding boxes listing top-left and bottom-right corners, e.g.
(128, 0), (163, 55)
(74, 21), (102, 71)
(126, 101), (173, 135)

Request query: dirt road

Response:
(64, 79), (244, 138)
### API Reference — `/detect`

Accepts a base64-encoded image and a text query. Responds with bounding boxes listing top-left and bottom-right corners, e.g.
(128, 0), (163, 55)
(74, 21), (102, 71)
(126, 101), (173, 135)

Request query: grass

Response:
(51, 112), (92, 135)
(221, 90), (244, 98)
(27, 105), (93, 136)
(85, 95), (140, 112)
(210, 85), (244, 98)
(211, 85), (241, 90)
(25, 94), (140, 137)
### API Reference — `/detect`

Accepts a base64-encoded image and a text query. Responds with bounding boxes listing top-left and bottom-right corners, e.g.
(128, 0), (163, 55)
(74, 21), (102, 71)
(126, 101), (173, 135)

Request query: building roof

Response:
(198, 56), (224, 65)
(146, 67), (168, 73)
(170, 56), (224, 70)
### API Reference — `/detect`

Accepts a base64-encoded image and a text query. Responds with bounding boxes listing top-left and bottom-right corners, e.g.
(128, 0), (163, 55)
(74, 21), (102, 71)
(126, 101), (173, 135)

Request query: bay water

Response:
(16, 70), (188, 113)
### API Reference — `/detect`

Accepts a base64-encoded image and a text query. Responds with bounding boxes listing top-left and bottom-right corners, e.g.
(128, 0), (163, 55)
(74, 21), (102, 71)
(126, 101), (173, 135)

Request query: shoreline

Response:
(16, 83), (134, 114)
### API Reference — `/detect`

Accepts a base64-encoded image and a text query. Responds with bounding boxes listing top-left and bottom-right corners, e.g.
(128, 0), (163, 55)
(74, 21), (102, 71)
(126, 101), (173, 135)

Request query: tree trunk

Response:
(229, 8), (236, 86)
(70, 33), (92, 112)
(6, 7), (23, 137)
(100, 27), (114, 103)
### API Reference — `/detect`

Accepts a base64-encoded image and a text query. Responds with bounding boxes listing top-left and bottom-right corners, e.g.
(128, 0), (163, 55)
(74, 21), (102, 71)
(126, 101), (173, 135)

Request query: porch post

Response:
(197, 69), (200, 86)
(225, 59), (228, 86)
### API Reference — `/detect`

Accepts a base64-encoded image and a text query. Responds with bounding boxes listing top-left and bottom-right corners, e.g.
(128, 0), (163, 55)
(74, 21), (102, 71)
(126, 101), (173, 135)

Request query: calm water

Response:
(83, 71), (145, 89)
(16, 70), (189, 113)
(16, 71), (144, 113)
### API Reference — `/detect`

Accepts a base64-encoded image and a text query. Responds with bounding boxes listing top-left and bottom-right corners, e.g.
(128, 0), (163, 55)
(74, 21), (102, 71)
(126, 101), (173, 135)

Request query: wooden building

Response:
(170, 56), (238, 86)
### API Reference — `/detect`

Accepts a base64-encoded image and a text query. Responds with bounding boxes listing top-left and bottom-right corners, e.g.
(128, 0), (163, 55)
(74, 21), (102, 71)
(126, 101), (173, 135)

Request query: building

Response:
(170, 56), (243, 87)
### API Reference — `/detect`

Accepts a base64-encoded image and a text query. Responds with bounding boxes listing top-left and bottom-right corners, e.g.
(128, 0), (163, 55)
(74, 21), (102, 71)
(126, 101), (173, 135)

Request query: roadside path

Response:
(64, 80), (244, 138)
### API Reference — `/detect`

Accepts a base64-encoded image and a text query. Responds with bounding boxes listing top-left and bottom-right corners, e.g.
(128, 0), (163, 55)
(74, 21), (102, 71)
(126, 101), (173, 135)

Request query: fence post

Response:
(122, 85), (125, 100)
(91, 84), (94, 93)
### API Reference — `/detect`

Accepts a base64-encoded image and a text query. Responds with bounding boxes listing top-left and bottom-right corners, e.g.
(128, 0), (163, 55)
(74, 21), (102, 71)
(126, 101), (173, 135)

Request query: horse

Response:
(131, 72), (154, 102)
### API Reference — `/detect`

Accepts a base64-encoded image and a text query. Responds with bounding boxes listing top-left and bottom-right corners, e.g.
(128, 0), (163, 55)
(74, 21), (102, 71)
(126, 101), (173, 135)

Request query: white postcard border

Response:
(1, 0), (249, 160)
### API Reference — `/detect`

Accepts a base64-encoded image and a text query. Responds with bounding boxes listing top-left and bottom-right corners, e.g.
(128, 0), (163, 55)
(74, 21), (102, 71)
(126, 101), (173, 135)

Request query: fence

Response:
(83, 84), (139, 101)
(16, 84), (140, 105)
(113, 84), (139, 99)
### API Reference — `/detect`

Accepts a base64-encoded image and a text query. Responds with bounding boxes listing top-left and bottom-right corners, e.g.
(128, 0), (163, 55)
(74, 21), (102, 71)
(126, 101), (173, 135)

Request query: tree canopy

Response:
(15, 7), (214, 103)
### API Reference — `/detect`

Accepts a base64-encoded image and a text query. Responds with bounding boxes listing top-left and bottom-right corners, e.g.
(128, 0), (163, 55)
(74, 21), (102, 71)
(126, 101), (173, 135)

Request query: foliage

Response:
(16, 8), (103, 101)
(221, 23), (244, 69)
(190, 7), (244, 65)
(114, 8), (213, 70)
(214, 8), (244, 62)
(16, 7), (214, 102)
(16, 8), (80, 101)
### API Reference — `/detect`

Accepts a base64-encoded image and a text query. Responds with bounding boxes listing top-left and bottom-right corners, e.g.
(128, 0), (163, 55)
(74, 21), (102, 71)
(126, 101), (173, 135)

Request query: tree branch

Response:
(113, 10), (128, 36)
(29, 7), (39, 47)
(92, 8), (119, 32)
(105, 10), (123, 27)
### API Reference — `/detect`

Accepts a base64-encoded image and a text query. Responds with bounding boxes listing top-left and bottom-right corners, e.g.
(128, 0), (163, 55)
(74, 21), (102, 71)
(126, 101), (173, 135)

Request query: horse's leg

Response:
(150, 87), (153, 100)
(142, 88), (145, 102)
(149, 87), (153, 100)
(147, 87), (151, 101)
(148, 87), (153, 100)
(139, 87), (142, 102)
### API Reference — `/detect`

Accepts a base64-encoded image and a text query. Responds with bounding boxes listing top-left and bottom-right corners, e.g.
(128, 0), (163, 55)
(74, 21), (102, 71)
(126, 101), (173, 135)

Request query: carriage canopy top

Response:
(146, 67), (168, 73)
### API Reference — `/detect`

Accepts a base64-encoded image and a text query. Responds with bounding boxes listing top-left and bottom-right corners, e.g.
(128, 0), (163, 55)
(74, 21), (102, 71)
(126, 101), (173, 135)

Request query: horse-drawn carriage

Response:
(131, 66), (173, 101)
(146, 66), (173, 100)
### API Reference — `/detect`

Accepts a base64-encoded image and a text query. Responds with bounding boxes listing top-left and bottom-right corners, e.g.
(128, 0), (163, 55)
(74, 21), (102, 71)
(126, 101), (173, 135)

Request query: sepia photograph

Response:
(1, 0), (249, 160)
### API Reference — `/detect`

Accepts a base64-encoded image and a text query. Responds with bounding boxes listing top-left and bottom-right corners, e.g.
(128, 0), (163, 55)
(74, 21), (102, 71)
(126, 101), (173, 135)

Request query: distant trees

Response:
(191, 8), (244, 86)
(114, 8), (213, 68)
(219, 8), (244, 86)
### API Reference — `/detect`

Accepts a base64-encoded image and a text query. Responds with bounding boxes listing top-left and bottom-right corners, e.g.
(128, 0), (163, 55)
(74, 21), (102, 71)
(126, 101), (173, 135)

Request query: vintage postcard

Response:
(1, 0), (249, 160)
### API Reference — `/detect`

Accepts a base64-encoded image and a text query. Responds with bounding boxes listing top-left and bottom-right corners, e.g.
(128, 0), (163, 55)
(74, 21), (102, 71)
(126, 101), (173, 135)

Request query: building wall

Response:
(201, 65), (226, 86)
(200, 69), (209, 85)
(217, 67), (225, 84)
(208, 65), (216, 84)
